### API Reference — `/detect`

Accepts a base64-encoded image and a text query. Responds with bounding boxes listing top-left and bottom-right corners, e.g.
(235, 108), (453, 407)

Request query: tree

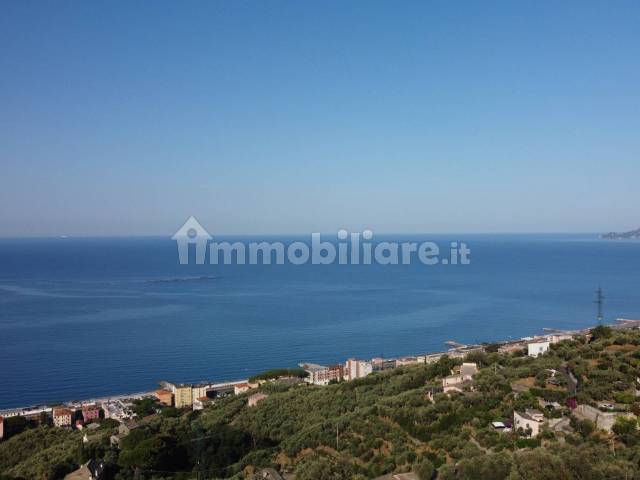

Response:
(294, 454), (356, 480)
(590, 325), (612, 341)
(413, 458), (435, 480)
(509, 449), (571, 480)
(131, 398), (159, 417)
(612, 416), (637, 437)
(2, 416), (29, 440)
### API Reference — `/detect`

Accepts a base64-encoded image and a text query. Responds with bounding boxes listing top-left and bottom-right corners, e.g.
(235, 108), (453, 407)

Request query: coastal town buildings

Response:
(371, 358), (397, 371)
(514, 409), (545, 437)
(192, 397), (214, 411)
(234, 382), (259, 395)
(300, 363), (345, 385)
(191, 384), (211, 403)
(396, 357), (419, 367)
(100, 400), (131, 421)
(174, 385), (193, 408)
(2, 326), (600, 433)
(81, 405), (101, 424)
(344, 358), (373, 381)
(155, 389), (173, 407)
(548, 334), (573, 343)
(53, 408), (73, 427)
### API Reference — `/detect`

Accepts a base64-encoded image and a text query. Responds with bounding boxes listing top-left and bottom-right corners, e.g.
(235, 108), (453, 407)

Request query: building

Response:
(498, 342), (526, 354)
(302, 363), (344, 385)
(442, 375), (473, 394)
(53, 408), (73, 427)
(423, 353), (445, 364)
(371, 358), (397, 371)
(573, 404), (637, 433)
(155, 389), (174, 407)
(234, 382), (259, 395)
(0, 416), (3, 440)
(64, 458), (106, 480)
(513, 409), (545, 437)
(527, 341), (550, 357)
(396, 357), (419, 367)
(81, 405), (101, 424)
(248, 393), (269, 407)
(548, 334), (573, 344)
(344, 358), (373, 381)
(174, 385), (193, 408)
(191, 385), (211, 403)
(491, 421), (511, 432)
(442, 362), (478, 394)
(460, 362), (479, 377)
(192, 397), (214, 411)
(101, 400), (131, 421)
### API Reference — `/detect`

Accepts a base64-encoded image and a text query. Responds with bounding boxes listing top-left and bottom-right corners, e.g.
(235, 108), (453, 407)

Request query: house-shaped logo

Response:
(172, 216), (212, 264)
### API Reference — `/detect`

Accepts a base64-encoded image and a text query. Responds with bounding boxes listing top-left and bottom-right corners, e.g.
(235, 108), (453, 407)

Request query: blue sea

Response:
(1, 234), (639, 409)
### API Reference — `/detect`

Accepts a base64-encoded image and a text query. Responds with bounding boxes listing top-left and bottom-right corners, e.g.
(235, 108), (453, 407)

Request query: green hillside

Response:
(2, 326), (640, 479)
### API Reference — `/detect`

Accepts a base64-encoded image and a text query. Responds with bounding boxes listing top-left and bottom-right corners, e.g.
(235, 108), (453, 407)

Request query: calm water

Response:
(1, 234), (639, 409)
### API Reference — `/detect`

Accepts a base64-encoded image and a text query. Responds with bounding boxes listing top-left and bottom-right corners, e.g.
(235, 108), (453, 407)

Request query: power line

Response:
(595, 286), (605, 325)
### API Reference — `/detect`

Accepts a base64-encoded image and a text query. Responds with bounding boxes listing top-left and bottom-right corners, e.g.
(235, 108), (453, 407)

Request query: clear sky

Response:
(1, 1), (638, 236)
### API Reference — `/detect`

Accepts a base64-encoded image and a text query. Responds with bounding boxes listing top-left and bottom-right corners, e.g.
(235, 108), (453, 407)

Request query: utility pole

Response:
(595, 287), (605, 325)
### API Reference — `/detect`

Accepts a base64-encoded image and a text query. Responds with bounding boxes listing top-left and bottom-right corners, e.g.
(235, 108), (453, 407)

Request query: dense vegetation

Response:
(248, 368), (308, 383)
(3, 327), (640, 479)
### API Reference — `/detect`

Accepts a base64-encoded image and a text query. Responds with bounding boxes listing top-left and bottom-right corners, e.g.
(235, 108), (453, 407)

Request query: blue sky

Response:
(1, 1), (638, 236)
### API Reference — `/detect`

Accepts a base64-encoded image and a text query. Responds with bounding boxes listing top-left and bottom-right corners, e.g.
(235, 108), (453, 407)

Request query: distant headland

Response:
(600, 227), (640, 239)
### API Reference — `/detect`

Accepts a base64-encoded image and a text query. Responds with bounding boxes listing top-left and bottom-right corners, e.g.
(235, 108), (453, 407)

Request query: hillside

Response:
(2, 326), (640, 479)
(601, 228), (640, 239)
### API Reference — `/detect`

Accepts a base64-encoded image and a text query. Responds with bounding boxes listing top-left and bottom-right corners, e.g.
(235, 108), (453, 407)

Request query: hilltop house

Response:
(527, 341), (550, 357)
(442, 362), (478, 394)
(514, 409), (545, 437)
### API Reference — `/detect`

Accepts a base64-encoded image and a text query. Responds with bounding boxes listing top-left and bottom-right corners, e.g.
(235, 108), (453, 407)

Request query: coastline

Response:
(3, 317), (638, 418)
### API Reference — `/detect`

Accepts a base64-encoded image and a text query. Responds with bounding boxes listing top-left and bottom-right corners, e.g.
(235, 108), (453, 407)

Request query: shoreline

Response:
(2, 318), (639, 417)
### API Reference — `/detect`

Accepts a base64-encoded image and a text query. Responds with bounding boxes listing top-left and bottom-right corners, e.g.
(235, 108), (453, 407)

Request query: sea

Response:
(1, 234), (639, 409)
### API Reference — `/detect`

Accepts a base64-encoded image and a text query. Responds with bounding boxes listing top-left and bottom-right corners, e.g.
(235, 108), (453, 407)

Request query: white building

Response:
(192, 397), (214, 411)
(527, 341), (550, 357)
(344, 359), (373, 381)
(300, 363), (344, 385)
(442, 363), (478, 394)
(513, 409), (545, 437)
